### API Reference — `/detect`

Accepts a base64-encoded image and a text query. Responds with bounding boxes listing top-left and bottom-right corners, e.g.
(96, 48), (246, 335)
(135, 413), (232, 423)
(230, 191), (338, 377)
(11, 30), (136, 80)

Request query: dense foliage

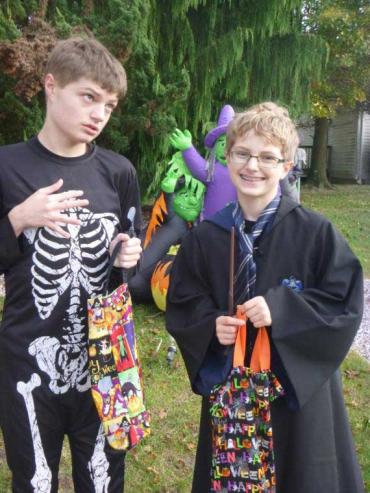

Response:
(0, 0), (327, 194)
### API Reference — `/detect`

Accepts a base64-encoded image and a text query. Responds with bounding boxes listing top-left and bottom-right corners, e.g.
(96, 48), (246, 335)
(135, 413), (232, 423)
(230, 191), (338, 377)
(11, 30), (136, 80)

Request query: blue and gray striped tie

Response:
(233, 195), (281, 305)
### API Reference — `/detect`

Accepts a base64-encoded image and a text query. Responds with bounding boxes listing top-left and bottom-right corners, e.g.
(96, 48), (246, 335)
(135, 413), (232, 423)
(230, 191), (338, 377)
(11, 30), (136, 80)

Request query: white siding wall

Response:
(328, 110), (358, 181)
(297, 110), (370, 182)
(359, 111), (370, 183)
(297, 126), (314, 146)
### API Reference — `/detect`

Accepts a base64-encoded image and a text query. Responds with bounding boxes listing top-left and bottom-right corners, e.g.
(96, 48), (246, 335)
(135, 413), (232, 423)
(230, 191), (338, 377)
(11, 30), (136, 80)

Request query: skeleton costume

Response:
(0, 137), (141, 493)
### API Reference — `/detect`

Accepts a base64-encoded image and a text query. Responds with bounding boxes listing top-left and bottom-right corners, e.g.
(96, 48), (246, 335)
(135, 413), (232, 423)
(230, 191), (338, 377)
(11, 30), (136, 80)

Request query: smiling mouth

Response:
(240, 174), (265, 182)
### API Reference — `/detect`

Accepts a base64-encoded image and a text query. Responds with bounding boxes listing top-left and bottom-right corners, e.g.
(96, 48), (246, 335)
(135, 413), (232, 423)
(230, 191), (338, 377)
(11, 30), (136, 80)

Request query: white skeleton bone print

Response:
(88, 425), (111, 492)
(23, 207), (119, 394)
(17, 374), (52, 493)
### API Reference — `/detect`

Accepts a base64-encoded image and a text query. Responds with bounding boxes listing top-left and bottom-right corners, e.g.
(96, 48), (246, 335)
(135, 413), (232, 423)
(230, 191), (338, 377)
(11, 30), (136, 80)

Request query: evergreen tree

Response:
(0, 0), (327, 194)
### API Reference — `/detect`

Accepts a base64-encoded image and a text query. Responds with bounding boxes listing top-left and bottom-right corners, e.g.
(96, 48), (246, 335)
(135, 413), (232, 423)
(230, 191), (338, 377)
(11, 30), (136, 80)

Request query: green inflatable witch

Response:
(128, 151), (205, 308)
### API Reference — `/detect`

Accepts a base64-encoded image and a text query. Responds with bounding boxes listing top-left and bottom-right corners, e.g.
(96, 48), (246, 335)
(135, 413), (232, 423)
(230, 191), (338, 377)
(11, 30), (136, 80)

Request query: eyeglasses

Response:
(229, 150), (286, 169)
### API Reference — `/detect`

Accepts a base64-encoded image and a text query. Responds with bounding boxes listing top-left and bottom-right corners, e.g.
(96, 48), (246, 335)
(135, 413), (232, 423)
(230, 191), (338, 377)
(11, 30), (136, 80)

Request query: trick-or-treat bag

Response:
(209, 307), (284, 493)
(87, 241), (150, 451)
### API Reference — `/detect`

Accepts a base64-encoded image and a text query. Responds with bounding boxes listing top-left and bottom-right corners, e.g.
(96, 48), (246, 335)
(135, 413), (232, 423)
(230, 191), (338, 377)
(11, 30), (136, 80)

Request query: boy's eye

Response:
(105, 104), (116, 113)
(83, 93), (94, 102)
(260, 154), (279, 163)
(236, 152), (250, 160)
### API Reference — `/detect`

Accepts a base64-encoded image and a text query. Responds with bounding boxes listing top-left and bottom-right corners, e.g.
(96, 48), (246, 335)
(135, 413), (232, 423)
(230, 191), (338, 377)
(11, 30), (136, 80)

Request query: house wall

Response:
(328, 110), (358, 182)
(297, 110), (370, 182)
(359, 111), (370, 183)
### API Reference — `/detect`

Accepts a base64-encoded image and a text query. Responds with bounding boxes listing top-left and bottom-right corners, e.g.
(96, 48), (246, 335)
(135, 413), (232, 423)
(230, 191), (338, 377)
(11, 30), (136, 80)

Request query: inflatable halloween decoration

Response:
(128, 153), (205, 303)
(150, 244), (179, 312)
(161, 152), (205, 222)
(169, 104), (237, 220)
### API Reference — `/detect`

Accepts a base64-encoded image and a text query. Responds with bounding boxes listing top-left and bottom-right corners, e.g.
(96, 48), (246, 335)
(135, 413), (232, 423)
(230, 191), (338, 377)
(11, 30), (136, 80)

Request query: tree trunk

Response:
(82, 0), (95, 16)
(38, 0), (49, 18)
(307, 117), (331, 188)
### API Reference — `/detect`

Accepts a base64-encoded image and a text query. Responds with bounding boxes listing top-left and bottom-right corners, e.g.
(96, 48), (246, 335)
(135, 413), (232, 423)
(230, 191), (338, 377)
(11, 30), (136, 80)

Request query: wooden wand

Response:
(228, 226), (235, 316)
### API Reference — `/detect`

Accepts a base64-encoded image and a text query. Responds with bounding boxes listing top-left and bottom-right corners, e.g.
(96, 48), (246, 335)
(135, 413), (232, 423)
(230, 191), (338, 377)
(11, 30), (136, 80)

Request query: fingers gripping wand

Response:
(109, 207), (137, 286)
(127, 206), (136, 238)
(121, 207), (136, 285)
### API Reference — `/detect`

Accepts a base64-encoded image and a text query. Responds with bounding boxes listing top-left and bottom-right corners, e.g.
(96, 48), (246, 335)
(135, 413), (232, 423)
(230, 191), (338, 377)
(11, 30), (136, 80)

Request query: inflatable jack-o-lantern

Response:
(151, 245), (179, 311)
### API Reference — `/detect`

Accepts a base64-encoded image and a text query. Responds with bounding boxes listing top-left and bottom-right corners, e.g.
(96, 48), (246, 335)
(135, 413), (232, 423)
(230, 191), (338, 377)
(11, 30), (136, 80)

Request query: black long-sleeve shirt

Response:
(0, 137), (141, 393)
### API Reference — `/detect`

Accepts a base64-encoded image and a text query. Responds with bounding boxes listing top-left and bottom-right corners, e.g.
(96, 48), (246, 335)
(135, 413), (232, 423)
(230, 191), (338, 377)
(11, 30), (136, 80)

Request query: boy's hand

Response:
(110, 233), (142, 269)
(8, 178), (89, 239)
(240, 296), (272, 328)
(169, 129), (192, 151)
(216, 315), (245, 345)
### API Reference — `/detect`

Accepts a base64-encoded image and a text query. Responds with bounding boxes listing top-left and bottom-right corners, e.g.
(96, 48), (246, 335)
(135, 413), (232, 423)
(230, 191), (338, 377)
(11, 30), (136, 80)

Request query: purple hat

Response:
(204, 104), (235, 148)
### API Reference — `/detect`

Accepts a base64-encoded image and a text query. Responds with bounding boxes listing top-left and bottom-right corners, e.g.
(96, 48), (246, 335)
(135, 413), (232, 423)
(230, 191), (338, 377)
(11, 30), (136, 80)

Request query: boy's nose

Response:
(244, 155), (259, 171)
(90, 104), (105, 122)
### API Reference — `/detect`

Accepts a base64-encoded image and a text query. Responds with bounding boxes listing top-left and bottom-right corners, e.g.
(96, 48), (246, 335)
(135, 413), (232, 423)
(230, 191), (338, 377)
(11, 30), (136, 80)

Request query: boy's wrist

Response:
(8, 204), (26, 237)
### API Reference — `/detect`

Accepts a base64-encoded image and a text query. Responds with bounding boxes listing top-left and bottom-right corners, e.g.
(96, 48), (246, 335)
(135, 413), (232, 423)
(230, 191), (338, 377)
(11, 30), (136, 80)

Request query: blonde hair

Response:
(44, 37), (127, 98)
(226, 102), (299, 161)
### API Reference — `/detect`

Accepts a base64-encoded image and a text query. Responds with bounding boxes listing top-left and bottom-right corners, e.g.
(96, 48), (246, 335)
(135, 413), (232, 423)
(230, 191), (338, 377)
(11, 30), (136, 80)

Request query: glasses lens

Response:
(259, 154), (280, 167)
(231, 151), (249, 166)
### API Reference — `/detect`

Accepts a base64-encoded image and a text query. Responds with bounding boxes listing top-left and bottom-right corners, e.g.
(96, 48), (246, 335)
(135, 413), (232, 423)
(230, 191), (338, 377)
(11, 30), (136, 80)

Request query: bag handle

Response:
(233, 306), (271, 372)
(102, 207), (136, 295)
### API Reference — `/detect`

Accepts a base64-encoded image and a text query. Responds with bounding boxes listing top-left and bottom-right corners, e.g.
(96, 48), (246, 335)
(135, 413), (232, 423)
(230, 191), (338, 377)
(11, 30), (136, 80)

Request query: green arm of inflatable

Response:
(169, 128), (193, 152)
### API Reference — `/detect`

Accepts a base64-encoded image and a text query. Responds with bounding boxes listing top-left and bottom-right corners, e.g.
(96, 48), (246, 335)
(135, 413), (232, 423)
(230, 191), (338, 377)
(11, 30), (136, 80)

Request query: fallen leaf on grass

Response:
(146, 466), (160, 477)
(344, 369), (360, 379)
(348, 399), (359, 408)
(176, 458), (187, 469)
(159, 408), (168, 419)
(186, 442), (196, 450)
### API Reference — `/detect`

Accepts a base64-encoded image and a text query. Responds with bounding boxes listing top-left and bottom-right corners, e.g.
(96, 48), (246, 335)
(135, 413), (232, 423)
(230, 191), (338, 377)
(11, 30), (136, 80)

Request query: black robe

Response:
(166, 197), (364, 493)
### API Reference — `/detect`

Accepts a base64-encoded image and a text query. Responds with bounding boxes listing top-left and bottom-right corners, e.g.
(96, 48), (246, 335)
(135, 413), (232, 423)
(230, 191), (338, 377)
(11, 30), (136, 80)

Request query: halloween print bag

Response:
(87, 241), (150, 451)
(209, 308), (284, 492)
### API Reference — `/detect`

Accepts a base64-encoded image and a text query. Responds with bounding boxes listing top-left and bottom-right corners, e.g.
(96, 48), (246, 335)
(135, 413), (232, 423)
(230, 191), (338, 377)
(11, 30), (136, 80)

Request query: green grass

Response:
(0, 184), (369, 492)
(342, 352), (370, 491)
(301, 184), (370, 276)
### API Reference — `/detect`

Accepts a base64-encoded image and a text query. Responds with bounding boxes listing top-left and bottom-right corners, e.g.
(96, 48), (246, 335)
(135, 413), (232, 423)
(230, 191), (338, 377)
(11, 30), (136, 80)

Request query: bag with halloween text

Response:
(209, 308), (284, 492)
(87, 241), (150, 451)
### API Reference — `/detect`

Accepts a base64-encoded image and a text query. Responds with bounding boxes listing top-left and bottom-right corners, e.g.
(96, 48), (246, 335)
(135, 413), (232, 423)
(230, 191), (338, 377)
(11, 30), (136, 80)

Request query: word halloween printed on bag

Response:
(209, 311), (284, 493)
(88, 284), (150, 451)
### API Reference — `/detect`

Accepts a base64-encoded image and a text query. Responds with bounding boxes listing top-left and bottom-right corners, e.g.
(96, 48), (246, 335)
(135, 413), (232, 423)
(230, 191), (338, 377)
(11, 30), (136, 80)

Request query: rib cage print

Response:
(24, 207), (120, 394)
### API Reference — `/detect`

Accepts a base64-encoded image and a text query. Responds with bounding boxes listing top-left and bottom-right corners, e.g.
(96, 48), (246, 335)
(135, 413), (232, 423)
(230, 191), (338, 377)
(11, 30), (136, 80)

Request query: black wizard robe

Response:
(166, 198), (364, 493)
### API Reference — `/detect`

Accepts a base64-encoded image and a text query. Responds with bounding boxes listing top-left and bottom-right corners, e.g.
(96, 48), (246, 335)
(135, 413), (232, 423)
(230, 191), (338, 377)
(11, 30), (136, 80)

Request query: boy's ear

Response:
(281, 160), (293, 178)
(44, 73), (56, 100)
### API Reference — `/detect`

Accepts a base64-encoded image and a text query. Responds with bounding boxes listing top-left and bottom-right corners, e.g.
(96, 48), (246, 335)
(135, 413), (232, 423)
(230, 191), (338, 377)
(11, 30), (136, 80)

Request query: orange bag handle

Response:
(233, 306), (271, 372)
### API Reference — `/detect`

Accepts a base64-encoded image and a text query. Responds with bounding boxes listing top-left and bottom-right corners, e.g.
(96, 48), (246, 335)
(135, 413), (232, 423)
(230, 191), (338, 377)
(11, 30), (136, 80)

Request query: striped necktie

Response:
(233, 194), (281, 305)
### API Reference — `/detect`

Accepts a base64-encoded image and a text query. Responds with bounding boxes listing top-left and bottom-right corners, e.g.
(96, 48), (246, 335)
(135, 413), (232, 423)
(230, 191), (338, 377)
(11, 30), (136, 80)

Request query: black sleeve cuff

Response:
(0, 215), (22, 272)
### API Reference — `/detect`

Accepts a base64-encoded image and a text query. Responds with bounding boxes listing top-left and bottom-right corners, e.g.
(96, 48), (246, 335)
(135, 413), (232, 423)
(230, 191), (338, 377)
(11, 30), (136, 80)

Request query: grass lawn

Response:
(0, 184), (369, 492)
(301, 184), (370, 276)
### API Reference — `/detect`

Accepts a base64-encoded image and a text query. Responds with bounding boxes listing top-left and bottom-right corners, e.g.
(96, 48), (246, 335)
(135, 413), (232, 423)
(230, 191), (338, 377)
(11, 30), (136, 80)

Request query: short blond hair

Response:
(44, 37), (127, 98)
(226, 102), (299, 161)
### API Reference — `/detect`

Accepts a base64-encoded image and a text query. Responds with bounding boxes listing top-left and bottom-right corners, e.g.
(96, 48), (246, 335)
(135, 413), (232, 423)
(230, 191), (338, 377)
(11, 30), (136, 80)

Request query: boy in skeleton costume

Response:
(0, 37), (142, 492)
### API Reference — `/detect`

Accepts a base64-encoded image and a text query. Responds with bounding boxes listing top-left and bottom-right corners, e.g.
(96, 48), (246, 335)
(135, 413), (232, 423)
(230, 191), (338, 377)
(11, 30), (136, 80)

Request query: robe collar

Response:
(206, 196), (300, 232)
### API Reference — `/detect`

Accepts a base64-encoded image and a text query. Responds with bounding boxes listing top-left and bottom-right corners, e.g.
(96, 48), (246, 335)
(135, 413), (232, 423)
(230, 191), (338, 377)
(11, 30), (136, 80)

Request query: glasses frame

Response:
(228, 150), (286, 169)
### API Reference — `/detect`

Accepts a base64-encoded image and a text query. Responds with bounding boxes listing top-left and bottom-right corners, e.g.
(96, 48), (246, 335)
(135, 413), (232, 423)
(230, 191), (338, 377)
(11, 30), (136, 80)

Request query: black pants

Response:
(0, 379), (125, 492)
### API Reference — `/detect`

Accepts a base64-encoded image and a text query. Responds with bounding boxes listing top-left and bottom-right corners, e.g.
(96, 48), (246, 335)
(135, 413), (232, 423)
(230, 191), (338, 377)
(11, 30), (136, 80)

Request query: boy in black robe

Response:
(166, 102), (364, 493)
